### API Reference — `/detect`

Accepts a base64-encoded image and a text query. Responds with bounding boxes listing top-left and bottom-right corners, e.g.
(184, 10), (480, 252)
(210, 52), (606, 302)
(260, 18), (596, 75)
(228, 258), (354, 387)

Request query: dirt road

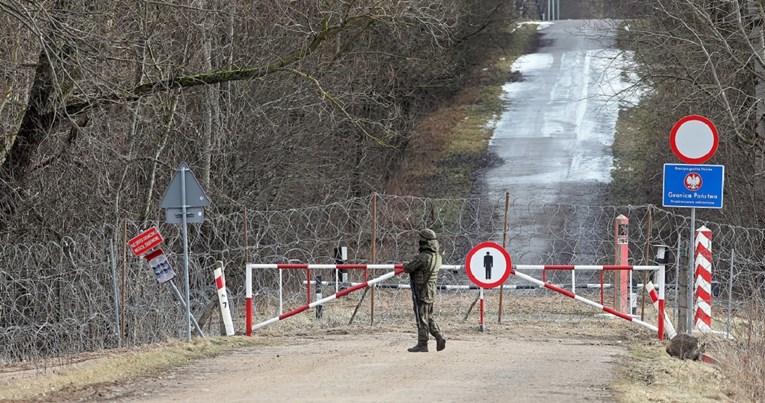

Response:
(103, 325), (627, 402)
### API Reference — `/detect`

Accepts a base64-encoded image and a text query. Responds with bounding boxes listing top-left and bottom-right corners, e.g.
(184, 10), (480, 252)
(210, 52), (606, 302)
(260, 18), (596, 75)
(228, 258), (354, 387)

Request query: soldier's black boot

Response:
(407, 341), (428, 352)
(436, 337), (446, 352)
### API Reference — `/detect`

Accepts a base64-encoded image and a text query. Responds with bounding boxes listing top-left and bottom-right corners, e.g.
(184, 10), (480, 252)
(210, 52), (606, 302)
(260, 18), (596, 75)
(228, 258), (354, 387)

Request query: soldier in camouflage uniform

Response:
(403, 228), (446, 352)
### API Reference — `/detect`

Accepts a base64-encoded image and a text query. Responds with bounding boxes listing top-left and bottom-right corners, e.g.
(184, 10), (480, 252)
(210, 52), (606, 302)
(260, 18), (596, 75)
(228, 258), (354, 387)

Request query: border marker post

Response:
(694, 226), (713, 332)
(614, 215), (629, 314)
(214, 261), (235, 336)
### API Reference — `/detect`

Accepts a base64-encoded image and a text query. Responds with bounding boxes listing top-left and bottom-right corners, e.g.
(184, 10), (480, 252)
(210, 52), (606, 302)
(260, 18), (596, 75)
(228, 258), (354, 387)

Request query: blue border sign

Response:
(662, 164), (724, 209)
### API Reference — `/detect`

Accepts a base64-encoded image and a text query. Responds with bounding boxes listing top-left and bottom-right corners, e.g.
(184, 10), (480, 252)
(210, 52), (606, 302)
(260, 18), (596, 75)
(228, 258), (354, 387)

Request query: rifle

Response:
(410, 273), (421, 324)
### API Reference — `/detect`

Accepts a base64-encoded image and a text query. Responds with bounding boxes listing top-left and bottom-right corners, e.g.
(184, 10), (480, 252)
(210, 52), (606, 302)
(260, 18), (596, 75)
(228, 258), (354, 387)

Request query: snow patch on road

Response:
(492, 38), (643, 184)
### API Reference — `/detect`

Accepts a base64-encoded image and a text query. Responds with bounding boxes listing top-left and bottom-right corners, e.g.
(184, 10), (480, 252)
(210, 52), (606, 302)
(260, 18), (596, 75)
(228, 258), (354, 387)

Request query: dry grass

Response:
(0, 337), (271, 401)
(705, 306), (765, 402)
(614, 339), (731, 403)
(0, 289), (745, 402)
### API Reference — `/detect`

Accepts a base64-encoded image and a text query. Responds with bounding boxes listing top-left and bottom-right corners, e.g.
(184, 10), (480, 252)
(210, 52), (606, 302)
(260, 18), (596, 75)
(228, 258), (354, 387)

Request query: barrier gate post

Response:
(614, 215), (630, 314)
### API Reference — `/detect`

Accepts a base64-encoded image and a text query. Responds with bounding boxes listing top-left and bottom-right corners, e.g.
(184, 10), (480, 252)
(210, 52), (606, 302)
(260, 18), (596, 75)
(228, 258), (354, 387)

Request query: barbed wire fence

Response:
(0, 194), (763, 364)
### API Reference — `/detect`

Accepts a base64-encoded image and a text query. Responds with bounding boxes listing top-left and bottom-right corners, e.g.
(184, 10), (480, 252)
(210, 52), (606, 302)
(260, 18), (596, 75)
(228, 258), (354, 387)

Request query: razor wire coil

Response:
(0, 194), (763, 364)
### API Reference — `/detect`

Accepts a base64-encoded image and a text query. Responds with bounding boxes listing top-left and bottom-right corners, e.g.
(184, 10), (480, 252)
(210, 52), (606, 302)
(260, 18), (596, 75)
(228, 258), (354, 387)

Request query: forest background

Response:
(1, 0), (765, 400)
(1, 1), (764, 239)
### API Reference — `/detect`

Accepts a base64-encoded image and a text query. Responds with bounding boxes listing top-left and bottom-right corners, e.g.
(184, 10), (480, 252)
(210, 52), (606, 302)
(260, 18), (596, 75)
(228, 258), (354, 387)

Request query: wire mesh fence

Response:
(0, 194), (763, 364)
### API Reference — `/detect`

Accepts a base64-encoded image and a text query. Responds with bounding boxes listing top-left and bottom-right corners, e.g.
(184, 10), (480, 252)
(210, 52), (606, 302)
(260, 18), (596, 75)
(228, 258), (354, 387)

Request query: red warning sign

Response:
(128, 226), (163, 256)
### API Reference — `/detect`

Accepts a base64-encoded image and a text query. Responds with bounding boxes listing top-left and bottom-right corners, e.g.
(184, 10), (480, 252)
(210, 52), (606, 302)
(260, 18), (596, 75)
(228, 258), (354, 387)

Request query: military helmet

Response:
(419, 228), (437, 240)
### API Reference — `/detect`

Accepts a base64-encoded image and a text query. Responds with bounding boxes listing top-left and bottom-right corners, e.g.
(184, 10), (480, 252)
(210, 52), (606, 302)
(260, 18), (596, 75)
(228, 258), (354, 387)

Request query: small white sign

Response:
(145, 249), (176, 284)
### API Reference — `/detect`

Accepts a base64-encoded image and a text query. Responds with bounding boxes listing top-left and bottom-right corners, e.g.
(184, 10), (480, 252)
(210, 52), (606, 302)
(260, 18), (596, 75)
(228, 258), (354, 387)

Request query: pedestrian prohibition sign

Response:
(465, 242), (512, 288)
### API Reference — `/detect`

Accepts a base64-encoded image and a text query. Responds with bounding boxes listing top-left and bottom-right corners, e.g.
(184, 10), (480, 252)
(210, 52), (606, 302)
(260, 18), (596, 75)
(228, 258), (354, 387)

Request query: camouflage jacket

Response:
(403, 238), (442, 303)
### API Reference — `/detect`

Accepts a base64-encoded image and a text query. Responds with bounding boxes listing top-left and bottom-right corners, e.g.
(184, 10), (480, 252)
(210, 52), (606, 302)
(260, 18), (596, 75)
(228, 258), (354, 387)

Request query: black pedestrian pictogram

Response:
(484, 251), (493, 279)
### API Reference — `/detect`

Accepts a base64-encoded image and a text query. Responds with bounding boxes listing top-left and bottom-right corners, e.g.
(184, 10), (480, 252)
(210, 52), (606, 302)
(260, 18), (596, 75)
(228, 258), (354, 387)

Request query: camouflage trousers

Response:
(413, 298), (443, 342)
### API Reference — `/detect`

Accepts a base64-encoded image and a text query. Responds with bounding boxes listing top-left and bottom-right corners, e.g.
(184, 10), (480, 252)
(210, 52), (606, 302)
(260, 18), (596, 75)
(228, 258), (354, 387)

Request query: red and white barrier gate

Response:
(245, 264), (403, 335)
(244, 263), (669, 340)
(514, 264), (668, 340)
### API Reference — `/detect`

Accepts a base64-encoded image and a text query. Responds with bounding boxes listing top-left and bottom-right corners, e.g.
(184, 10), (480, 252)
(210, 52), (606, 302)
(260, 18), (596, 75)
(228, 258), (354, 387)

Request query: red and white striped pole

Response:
(694, 226), (713, 332)
(214, 262), (235, 336)
(479, 288), (485, 332)
(246, 264), (253, 336)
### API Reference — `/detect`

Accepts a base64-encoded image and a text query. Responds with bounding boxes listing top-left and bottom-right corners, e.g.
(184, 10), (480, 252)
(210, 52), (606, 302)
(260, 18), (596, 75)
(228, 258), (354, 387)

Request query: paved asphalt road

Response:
(484, 19), (639, 206)
(481, 19), (641, 266)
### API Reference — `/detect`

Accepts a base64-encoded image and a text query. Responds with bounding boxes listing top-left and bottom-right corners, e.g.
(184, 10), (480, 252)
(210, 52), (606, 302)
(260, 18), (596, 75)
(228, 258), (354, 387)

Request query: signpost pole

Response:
(687, 207), (696, 333)
(159, 162), (210, 341)
(169, 281), (204, 336)
(110, 239), (121, 348)
(181, 164), (191, 341)
(479, 287), (485, 332)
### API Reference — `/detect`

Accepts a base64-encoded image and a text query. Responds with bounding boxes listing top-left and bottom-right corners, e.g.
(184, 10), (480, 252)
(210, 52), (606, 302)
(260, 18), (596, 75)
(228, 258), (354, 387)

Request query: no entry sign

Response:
(465, 242), (512, 288)
(669, 115), (719, 164)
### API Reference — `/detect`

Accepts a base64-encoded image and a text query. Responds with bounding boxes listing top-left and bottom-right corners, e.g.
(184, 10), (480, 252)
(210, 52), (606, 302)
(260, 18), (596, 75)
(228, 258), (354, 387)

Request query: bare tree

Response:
(0, 0), (517, 239)
(615, 0), (765, 226)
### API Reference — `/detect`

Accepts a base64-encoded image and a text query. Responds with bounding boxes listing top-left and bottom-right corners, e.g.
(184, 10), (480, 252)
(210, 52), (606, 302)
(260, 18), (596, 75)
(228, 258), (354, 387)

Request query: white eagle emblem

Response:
(684, 172), (702, 191)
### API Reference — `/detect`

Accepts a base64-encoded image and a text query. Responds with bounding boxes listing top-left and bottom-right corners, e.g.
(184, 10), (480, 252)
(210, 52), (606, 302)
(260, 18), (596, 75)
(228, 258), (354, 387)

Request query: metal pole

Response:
(727, 249), (734, 338)
(110, 238), (121, 348)
(550, 0), (557, 21)
(316, 275), (323, 319)
(551, 0), (555, 20)
(675, 233), (681, 325)
(121, 220), (127, 343)
(547, 0), (551, 20)
(640, 207), (654, 318)
(371, 194), (377, 263)
(687, 207), (696, 333)
(243, 207), (249, 265)
(169, 281), (205, 337)
(479, 287), (485, 332)
(499, 192), (510, 324)
(181, 164), (191, 341)
(370, 194), (377, 325)
(658, 263), (666, 340)
(370, 283), (375, 326)
(556, 0), (560, 20)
